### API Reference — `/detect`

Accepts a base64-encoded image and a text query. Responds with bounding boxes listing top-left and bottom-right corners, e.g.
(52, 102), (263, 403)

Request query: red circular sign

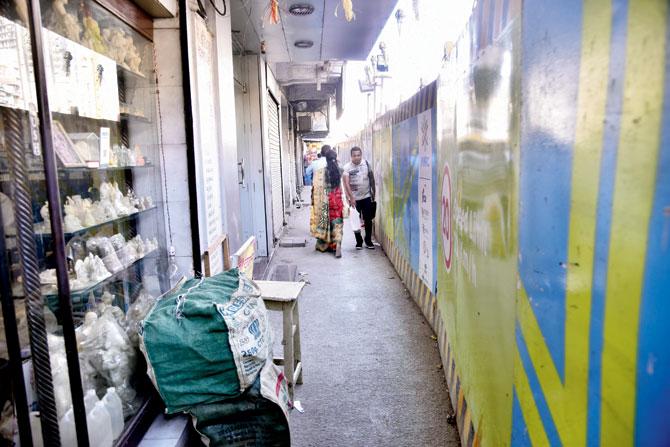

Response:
(441, 163), (453, 272)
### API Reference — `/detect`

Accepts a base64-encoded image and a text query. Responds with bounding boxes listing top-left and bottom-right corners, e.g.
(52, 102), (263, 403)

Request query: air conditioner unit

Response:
(298, 115), (312, 133)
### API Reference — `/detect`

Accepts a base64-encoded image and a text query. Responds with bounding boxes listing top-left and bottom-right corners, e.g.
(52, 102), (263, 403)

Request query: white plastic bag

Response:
(348, 206), (361, 232)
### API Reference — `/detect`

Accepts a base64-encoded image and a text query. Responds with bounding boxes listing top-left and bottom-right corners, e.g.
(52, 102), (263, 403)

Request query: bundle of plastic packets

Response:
(140, 269), (292, 446)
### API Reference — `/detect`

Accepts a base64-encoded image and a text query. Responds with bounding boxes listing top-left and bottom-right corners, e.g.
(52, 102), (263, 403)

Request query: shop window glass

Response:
(1, 0), (169, 444)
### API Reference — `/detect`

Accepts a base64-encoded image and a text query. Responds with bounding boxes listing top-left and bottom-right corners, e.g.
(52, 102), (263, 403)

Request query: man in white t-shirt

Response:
(343, 146), (376, 249)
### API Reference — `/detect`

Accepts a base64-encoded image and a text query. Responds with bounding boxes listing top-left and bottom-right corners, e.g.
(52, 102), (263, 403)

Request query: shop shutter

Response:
(288, 141), (296, 197)
(267, 92), (284, 239)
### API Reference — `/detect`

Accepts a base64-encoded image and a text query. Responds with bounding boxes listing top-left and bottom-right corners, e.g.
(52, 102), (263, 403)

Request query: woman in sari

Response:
(310, 146), (344, 258)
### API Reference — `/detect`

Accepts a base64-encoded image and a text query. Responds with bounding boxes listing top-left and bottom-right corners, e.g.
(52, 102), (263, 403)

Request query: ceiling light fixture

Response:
(294, 40), (314, 48)
(288, 3), (315, 16)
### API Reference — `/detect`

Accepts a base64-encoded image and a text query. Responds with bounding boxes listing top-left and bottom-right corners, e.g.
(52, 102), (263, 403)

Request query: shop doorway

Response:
(233, 55), (269, 256)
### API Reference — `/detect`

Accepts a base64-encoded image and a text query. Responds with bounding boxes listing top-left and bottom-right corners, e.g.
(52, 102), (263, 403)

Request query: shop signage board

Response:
(192, 15), (224, 275)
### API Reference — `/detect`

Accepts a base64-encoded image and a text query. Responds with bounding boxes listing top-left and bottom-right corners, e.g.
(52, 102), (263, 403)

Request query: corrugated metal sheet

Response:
(267, 91), (284, 239)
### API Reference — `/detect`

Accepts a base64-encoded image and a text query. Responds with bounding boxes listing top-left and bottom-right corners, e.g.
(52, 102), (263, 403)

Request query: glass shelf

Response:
(60, 164), (155, 173)
(44, 248), (158, 299)
(0, 165), (154, 182)
(120, 112), (152, 123)
(117, 64), (147, 82)
(11, 248), (158, 301)
(33, 206), (157, 240)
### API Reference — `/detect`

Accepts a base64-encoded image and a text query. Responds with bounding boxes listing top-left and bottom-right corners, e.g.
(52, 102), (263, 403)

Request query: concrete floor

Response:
(266, 199), (460, 447)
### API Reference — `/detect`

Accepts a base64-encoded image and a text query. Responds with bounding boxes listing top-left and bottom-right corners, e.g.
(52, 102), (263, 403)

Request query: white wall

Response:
(154, 15), (194, 279)
(212, 10), (242, 251)
(154, 3), (245, 277)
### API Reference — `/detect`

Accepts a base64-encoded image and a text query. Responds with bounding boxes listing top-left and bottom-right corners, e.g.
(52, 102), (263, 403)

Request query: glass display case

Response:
(0, 0), (171, 444)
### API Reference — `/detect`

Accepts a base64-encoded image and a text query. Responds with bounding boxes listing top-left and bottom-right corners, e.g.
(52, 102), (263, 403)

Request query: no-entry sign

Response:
(441, 162), (453, 272)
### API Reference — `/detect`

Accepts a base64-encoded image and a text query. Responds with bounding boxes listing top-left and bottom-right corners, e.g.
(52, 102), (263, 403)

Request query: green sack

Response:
(191, 362), (291, 447)
(140, 269), (271, 414)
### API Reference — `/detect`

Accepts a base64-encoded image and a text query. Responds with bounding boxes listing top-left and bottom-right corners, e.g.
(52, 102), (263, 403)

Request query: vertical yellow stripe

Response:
(463, 409), (473, 445)
(600, 2), (667, 445)
(517, 288), (564, 403)
(516, 0), (611, 444)
(563, 0), (613, 445)
(473, 429), (481, 447)
(514, 350), (551, 447)
(447, 360), (453, 384)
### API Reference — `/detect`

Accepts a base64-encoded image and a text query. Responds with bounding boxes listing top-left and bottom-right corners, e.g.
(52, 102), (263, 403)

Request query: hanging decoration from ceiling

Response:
(268, 0), (280, 24)
(335, 0), (355, 22)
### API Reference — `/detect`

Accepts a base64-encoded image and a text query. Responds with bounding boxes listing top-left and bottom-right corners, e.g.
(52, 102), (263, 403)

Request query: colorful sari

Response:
(310, 168), (344, 252)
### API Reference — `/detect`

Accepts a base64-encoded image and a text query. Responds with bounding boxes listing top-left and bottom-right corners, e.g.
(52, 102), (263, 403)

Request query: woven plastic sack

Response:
(140, 269), (272, 414)
(191, 362), (291, 447)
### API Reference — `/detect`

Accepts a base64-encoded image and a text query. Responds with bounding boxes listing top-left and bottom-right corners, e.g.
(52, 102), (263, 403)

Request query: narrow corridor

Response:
(265, 192), (460, 446)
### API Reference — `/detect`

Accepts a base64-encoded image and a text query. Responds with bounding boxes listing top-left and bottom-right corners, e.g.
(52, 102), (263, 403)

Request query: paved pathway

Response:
(266, 198), (460, 446)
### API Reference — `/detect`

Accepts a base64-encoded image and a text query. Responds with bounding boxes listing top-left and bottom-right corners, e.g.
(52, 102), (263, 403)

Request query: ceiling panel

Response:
(230, 0), (398, 63)
(281, 1), (325, 62)
(321, 0), (398, 60)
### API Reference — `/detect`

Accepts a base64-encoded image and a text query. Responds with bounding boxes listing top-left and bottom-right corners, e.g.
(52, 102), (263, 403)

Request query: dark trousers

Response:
(354, 197), (374, 245)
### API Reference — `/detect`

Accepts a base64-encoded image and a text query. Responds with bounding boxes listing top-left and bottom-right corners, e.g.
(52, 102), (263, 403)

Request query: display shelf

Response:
(11, 248), (157, 300)
(0, 2), (167, 444)
(33, 206), (157, 240)
(50, 248), (157, 297)
(120, 111), (152, 123)
(61, 164), (155, 173)
(51, 110), (118, 123)
(117, 64), (147, 82)
(0, 172), (45, 182)
(0, 165), (154, 182)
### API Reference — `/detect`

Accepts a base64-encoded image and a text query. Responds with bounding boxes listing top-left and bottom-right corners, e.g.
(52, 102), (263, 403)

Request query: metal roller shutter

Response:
(267, 92), (284, 239)
(288, 142), (296, 199)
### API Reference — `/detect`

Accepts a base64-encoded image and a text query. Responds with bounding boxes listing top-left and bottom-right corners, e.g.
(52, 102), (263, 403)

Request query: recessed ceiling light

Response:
(288, 3), (315, 16)
(294, 40), (314, 48)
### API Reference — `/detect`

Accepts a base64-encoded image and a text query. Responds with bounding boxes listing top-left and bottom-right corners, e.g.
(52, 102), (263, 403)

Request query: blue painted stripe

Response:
(502, 0), (510, 27)
(519, 0), (584, 382)
(635, 7), (670, 446)
(587, 1), (629, 445)
(488, 0), (496, 45)
(476, 0), (485, 55)
(516, 324), (562, 446)
(512, 389), (533, 446)
(431, 107), (439, 293)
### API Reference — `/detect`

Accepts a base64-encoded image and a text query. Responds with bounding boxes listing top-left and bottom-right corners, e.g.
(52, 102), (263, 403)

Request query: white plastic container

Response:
(83, 389), (99, 413)
(59, 409), (77, 446)
(102, 387), (124, 439)
(87, 400), (113, 447)
(29, 412), (43, 447)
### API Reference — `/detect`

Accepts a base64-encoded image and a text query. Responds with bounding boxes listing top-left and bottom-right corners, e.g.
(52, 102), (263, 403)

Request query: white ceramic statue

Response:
(40, 201), (50, 222)
(64, 214), (83, 232)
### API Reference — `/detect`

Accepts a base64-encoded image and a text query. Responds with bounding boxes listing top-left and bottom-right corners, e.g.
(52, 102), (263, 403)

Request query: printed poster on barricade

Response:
(418, 109), (433, 288)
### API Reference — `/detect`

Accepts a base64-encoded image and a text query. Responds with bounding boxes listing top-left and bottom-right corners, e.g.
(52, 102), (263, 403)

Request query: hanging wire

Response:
(152, 46), (174, 250)
(209, 0), (227, 16)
